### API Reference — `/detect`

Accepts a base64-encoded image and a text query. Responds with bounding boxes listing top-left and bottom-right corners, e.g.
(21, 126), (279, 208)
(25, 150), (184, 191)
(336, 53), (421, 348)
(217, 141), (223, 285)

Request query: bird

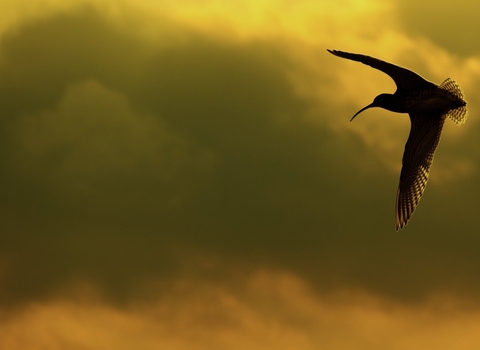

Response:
(327, 49), (467, 231)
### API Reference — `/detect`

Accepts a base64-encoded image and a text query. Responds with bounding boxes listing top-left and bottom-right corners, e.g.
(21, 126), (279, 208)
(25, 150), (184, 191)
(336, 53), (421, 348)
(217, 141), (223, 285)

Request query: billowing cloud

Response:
(11, 79), (213, 210)
(1, 270), (480, 350)
(1, 0), (480, 347)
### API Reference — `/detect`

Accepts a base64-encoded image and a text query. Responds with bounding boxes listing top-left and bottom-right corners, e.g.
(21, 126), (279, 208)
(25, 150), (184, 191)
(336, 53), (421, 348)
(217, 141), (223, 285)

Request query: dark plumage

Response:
(328, 49), (467, 230)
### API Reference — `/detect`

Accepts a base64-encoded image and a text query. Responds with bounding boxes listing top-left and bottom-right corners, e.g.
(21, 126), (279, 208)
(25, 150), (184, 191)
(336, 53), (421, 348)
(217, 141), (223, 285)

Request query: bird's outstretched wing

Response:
(327, 49), (436, 91)
(395, 112), (446, 230)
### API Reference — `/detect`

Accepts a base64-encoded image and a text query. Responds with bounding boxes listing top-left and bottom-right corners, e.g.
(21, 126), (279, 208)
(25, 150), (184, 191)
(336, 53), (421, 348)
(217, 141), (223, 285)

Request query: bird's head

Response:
(350, 93), (393, 121)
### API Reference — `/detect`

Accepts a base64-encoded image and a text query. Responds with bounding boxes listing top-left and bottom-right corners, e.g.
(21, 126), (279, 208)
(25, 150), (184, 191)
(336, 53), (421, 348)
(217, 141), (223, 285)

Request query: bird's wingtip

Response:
(327, 49), (347, 58)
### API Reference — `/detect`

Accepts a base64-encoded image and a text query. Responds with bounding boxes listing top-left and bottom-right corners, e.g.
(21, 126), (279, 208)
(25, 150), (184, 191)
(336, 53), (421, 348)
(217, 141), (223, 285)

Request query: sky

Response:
(1, 0), (480, 348)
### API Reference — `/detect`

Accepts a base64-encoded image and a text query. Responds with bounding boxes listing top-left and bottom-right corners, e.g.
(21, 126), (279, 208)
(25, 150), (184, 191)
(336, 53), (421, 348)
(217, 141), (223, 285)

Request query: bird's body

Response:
(327, 49), (467, 231)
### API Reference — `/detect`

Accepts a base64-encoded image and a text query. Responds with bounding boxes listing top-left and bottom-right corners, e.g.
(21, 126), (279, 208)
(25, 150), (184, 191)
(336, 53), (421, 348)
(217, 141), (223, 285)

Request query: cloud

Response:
(11, 79), (213, 210)
(1, 270), (479, 350)
(1, 0), (480, 318)
(396, 0), (480, 56)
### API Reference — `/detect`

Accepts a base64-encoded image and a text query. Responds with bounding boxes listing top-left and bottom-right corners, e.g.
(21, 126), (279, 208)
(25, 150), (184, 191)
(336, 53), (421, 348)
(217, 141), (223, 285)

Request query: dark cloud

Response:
(1, 4), (480, 308)
(397, 0), (480, 56)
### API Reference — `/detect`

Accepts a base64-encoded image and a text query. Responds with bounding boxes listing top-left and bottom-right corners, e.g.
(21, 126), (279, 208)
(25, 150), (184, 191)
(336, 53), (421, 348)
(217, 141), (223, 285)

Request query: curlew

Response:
(328, 49), (467, 231)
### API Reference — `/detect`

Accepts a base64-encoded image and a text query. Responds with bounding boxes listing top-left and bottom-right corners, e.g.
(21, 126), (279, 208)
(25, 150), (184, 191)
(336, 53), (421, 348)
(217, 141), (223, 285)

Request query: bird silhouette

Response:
(328, 49), (467, 231)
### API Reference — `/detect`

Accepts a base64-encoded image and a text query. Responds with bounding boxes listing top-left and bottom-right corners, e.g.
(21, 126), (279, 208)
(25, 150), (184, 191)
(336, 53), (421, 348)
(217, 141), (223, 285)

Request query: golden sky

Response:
(1, 0), (480, 349)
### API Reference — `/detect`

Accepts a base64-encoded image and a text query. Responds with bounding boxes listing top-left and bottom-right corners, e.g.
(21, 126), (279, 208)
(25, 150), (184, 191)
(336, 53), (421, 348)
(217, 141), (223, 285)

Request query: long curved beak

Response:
(350, 102), (376, 122)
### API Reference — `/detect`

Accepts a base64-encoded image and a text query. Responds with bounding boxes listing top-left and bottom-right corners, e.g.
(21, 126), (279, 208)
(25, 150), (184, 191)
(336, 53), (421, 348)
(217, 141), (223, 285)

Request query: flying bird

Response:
(327, 49), (467, 231)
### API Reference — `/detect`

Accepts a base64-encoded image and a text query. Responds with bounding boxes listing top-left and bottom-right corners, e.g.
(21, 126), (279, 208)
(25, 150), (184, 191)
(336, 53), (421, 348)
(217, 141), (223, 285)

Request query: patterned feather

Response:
(395, 113), (446, 230)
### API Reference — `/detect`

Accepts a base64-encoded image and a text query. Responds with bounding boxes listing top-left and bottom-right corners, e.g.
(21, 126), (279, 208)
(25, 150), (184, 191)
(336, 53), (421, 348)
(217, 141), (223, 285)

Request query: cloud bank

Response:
(1, 0), (480, 348)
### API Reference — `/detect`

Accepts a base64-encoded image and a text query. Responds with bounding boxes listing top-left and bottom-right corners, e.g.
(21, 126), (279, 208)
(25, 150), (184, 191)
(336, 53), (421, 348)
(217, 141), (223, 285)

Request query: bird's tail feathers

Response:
(439, 78), (468, 125)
